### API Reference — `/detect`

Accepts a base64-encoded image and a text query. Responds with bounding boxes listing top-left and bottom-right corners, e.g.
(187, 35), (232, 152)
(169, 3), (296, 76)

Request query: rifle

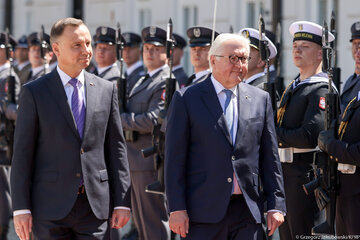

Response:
(259, 15), (277, 117)
(1, 29), (16, 165)
(302, 20), (339, 235)
(39, 25), (50, 75)
(330, 11), (341, 92)
(115, 23), (127, 113)
(275, 21), (285, 96)
(141, 18), (176, 195)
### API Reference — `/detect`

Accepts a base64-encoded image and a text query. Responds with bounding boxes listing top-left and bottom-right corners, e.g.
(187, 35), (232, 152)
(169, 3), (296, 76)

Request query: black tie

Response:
(186, 74), (196, 87)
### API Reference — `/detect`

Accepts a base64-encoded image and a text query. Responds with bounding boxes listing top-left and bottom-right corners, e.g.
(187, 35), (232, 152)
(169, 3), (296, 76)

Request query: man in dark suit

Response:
(172, 33), (188, 88)
(239, 28), (277, 90)
(165, 33), (286, 239)
(92, 26), (123, 83)
(11, 17), (131, 240)
(340, 21), (360, 112)
(122, 32), (145, 93)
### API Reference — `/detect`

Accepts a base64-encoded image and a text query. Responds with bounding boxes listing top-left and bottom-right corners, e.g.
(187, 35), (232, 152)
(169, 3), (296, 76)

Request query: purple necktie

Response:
(69, 78), (86, 139)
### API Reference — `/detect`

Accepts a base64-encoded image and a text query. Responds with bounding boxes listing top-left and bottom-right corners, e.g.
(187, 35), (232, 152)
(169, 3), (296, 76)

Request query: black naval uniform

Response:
(319, 95), (360, 235)
(340, 73), (360, 112)
(276, 72), (332, 240)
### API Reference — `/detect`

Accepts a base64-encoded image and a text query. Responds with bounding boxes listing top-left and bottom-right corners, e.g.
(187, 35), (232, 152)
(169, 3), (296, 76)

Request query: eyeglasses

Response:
(214, 54), (251, 64)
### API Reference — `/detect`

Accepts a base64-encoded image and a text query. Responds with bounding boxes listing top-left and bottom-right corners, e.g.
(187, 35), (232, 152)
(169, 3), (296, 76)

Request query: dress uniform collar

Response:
(97, 62), (117, 76)
(245, 72), (265, 84)
(126, 60), (143, 76)
(148, 64), (167, 78)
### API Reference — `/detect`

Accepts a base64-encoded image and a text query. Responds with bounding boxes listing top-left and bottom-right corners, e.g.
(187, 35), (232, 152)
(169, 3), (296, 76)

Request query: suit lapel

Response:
(83, 72), (98, 140)
(234, 83), (250, 149)
(45, 70), (79, 139)
(201, 77), (233, 145)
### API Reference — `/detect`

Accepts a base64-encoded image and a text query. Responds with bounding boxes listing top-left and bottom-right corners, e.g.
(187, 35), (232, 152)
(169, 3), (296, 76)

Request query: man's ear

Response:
(52, 42), (60, 57)
(210, 55), (216, 68)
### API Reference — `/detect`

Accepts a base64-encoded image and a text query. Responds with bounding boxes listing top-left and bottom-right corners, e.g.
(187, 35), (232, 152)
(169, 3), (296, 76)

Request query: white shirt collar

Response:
(211, 74), (237, 96)
(17, 61), (30, 71)
(97, 62), (117, 75)
(0, 62), (10, 72)
(245, 72), (265, 84)
(32, 65), (44, 77)
(57, 65), (85, 88)
(172, 65), (182, 71)
(126, 60), (143, 75)
(195, 69), (211, 80)
(148, 64), (167, 77)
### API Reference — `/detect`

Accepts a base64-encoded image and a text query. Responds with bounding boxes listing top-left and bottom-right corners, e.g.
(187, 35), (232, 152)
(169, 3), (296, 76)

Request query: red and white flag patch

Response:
(319, 97), (326, 110)
(161, 89), (166, 101)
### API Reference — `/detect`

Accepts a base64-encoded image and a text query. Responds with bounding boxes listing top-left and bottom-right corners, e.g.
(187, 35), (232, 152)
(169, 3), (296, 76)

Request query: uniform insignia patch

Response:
(242, 30), (250, 39)
(298, 24), (303, 31)
(194, 28), (201, 38)
(319, 97), (326, 110)
(150, 26), (156, 37)
(101, 27), (107, 35)
(124, 33), (130, 43)
(356, 22), (360, 31)
(161, 89), (166, 101)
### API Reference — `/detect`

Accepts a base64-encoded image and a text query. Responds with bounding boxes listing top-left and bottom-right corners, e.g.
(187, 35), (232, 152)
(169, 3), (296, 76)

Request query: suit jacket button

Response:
(227, 177), (232, 183)
(231, 156), (236, 161)
(80, 148), (84, 154)
(76, 173), (81, 177)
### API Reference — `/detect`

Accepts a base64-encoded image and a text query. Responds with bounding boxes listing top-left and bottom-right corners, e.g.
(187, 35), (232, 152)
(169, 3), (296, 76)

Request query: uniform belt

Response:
(293, 147), (319, 153)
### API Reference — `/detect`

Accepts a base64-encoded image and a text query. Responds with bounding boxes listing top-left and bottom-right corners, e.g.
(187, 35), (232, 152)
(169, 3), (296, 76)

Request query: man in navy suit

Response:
(165, 33), (286, 239)
(11, 18), (130, 240)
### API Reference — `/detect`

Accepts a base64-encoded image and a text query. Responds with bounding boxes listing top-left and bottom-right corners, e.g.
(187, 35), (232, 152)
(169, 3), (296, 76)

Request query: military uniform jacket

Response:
(0, 65), (21, 153)
(126, 64), (145, 93)
(120, 66), (167, 171)
(14, 62), (31, 86)
(173, 66), (188, 88)
(95, 64), (120, 83)
(187, 72), (211, 87)
(340, 73), (360, 112)
(327, 97), (360, 197)
(247, 74), (266, 91)
(276, 73), (331, 149)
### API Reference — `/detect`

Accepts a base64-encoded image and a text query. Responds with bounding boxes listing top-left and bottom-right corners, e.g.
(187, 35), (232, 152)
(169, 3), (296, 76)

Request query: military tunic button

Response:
(279, 143), (282, 147)
(335, 158), (339, 162)
(330, 155), (333, 159)
(80, 148), (84, 154)
(227, 178), (232, 183)
(231, 156), (236, 161)
(76, 173), (81, 177)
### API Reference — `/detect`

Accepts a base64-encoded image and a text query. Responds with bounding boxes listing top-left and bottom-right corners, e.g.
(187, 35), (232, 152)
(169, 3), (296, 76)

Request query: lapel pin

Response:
(90, 82), (95, 86)
(245, 95), (249, 99)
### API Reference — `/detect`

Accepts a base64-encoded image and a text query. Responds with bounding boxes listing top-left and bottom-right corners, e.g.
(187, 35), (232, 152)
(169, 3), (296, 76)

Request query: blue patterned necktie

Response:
(223, 89), (234, 143)
(69, 78), (86, 139)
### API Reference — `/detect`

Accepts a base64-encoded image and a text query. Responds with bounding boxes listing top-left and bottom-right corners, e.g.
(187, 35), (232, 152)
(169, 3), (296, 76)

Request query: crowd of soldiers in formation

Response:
(0, 18), (360, 240)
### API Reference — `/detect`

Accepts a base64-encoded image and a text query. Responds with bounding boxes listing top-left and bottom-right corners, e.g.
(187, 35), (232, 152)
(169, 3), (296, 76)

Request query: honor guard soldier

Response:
(122, 32), (145, 92)
(14, 35), (31, 86)
(276, 21), (337, 240)
(172, 33), (188, 88)
(239, 28), (277, 90)
(186, 26), (219, 86)
(25, 31), (53, 83)
(120, 26), (170, 240)
(0, 32), (20, 240)
(92, 26), (122, 83)
(318, 91), (360, 236)
(340, 21), (360, 112)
